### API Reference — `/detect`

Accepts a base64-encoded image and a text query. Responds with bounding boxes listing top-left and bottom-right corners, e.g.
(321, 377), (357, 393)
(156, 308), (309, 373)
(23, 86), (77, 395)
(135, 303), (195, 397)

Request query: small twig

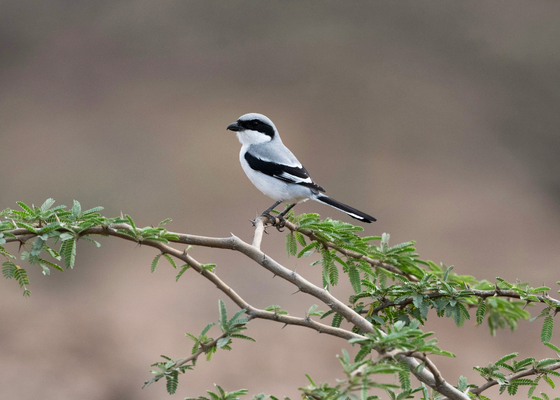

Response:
(471, 362), (560, 395)
(359, 287), (560, 315)
(252, 215), (267, 249)
(142, 332), (229, 387)
(281, 220), (419, 282)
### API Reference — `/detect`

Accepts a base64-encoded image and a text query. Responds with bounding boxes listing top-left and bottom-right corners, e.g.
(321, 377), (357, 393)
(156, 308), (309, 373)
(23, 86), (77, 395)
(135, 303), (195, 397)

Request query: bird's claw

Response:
(261, 212), (286, 231)
(274, 215), (287, 232)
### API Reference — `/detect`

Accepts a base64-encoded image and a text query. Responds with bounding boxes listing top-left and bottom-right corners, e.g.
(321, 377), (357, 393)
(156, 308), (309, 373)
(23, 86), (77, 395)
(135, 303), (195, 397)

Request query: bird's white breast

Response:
(239, 145), (311, 203)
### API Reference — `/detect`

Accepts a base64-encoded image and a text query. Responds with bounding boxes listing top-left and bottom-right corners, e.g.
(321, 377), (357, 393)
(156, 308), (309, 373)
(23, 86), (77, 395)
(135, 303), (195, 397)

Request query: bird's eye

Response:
(251, 121), (259, 127)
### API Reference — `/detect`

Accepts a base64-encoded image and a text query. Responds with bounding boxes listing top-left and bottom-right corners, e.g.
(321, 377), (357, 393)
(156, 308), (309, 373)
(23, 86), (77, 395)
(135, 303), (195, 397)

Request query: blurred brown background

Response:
(1, 1), (559, 399)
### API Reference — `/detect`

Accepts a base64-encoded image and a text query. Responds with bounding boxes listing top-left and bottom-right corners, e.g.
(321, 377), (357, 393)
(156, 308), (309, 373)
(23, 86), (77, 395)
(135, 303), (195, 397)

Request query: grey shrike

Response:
(227, 113), (376, 224)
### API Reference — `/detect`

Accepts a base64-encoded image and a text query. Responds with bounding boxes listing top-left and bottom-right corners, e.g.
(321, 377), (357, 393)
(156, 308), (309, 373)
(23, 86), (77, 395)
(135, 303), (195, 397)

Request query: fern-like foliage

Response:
(299, 349), (425, 400)
(0, 199), (184, 295)
(281, 213), (553, 339)
(541, 316), (554, 344)
(4, 200), (560, 397)
(186, 384), (249, 400)
(146, 300), (255, 394)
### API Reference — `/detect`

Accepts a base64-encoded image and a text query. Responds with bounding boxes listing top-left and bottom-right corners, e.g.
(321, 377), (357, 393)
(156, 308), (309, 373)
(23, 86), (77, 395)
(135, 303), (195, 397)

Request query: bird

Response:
(226, 113), (376, 224)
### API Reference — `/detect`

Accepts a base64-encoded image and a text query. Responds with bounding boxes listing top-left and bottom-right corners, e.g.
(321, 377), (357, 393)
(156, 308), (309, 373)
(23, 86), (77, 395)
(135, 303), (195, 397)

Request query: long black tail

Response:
(313, 194), (376, 223)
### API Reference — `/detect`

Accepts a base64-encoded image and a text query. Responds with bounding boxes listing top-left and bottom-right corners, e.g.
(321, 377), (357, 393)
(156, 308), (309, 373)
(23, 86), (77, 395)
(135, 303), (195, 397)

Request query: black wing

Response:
(244, 152), (325, 192)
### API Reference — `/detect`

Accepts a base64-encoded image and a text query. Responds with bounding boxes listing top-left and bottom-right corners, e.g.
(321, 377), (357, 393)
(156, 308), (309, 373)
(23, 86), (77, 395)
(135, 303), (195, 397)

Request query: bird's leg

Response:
(278, 203), (296, 218)
(260, 200), (282, 225)
(273, 203), (296, 231)
(262, 200), (282, 216)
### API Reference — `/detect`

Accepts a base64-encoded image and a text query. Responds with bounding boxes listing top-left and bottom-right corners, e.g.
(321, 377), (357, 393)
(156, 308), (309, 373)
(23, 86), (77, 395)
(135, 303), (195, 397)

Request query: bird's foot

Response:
(261, 212), (286, 232)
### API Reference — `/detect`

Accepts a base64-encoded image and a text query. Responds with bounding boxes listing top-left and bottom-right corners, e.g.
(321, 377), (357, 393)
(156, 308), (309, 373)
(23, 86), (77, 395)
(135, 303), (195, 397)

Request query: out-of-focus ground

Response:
(1, 1), (559, 399)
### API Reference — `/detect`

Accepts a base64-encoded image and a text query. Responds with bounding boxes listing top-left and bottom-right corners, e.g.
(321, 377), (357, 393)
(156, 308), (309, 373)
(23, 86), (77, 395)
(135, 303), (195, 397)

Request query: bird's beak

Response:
(226, 122), (242, 132)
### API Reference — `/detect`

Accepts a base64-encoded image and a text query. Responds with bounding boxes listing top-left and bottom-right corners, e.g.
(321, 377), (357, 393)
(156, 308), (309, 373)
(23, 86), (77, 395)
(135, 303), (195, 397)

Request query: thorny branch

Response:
(279, 218), (420, 282)
(363, 288), (560, 315)
(8, 212), (557, 399)
(470, 362), (560, 395)
(142, 333), (229, 387)
(4, 220), (470, 399)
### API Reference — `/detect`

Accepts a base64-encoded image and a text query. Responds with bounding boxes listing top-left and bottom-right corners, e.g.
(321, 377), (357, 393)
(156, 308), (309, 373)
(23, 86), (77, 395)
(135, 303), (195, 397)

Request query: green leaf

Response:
(347, 262), (361, 294)
(307, 304), (323, 317)
(125, 214), (137, 232)
(16, 201), (33, 215)
(297, 241), (319, 258)
(59, 232), (74, 241)
(294, 231), (306, 246)
(40, 198), (56, 212)
(458, 376), (468, 392)
(544, 342), (560, 353)
(151, 254), (161, 273)
(44, 245), (62, 260)
(496, 277), (513, 289)
(322, 261), (329, 289)
(496, 352), (518, 366)
(507, 382), (518, 395)
(217, 337), (231, 348)
(285, 232), (297, 257)
(31, 237), (44, 257)
(2, 261), (17, 279)
(398, 360), (411, 390)
(328, 262), (338, 287)
(442, 265), (454, 282)
(229, 334), (255, 342)
(61, 238), (76, 268)
(39, 262), (50, 275)
(228, 309), (248, 326)
(165, 371), (178, 394)
(529, 286), (551, 294)
(536, 358), (558, 368)
(201, 263), (216, 272)
(219, 299), (228, 327)
(14, 267), (30, 288)
(200, 323), (215, 338)
(528, 379), (539, 397)
(17, 222), (37, 234)
(158, 218), (172, 227)
(0, 245), (14, 258)
(457, 302), (470, 321)
(162, 253), (177, 269)
(321, 249), (338, 287)
(354, 345), (371, 362)
(71, 200), (82, 217)
(39, 259), (63, 272)
(542, 316), (554, 343)
(332, 312), (343, 328)
(176, 265), (190, 281)
(82, 206), (104, 215)
(476, 299), (486, 325)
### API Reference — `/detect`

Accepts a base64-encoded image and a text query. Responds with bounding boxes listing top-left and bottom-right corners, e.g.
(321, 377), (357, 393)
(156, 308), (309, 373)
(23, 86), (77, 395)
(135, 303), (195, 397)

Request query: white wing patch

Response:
(279, 171), (313, 184)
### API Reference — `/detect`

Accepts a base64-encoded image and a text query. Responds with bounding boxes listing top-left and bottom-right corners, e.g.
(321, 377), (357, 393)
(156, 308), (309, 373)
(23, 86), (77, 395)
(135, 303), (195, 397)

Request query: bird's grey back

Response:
(247, 138), (302, 168)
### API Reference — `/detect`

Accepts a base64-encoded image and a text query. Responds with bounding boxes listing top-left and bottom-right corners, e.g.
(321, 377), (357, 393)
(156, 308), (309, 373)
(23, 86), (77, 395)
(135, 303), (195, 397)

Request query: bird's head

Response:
(227, 113), (278, 145)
